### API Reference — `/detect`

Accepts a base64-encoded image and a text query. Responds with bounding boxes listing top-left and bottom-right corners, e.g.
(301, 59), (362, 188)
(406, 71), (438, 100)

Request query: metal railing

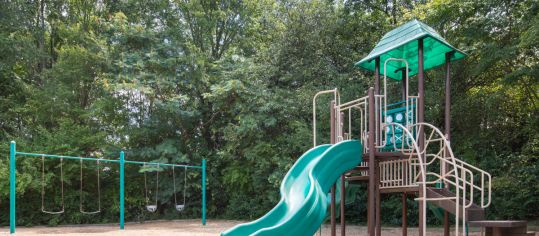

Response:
(386, 122), (486, 236)
(453, 157), (492, 208)
(379, 158), (420, 188)
(312, 89), (339, 146)
(336, 96), (369, 151)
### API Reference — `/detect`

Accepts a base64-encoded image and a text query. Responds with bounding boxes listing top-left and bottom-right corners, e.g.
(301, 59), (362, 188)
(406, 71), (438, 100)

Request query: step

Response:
(425, 187), (485, 221)
(352, 166), (369, 172)
(468, 220), (527, 228)
(345, 175), (369, 182)
(468, 221), (534, 236)
(344, 167), (368, 176)
(380, 186), (419, 193)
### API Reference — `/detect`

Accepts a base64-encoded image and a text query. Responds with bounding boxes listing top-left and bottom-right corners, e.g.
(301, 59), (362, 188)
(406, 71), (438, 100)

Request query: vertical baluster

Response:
(390, 161), (395, 186)
(384, 163), (387, 187)
(393, 161), (396, 187)
(382, 162), (385, 187)
(382, 163), (386, 187)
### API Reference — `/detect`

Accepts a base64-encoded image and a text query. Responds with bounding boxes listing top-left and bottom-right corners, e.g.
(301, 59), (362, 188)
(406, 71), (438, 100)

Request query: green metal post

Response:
(9, 141), (16, 234)
(202, 159), (206, 226)
(119, 151), (125, 230)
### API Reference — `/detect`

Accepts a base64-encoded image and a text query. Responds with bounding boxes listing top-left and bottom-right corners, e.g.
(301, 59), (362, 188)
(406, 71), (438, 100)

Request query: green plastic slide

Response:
(221, 140), (363, 236)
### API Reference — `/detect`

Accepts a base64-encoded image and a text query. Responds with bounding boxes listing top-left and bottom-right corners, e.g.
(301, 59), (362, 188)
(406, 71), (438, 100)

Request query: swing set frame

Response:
(8, 141), (207, 234)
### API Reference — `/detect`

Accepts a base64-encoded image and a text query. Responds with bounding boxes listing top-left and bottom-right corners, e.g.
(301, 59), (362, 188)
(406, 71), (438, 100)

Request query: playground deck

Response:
(0, 219), (496, 236)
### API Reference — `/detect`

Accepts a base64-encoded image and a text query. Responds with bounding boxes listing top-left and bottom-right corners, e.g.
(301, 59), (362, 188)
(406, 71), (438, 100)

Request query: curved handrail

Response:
(408, 123), (491, 209)
(380, 122), (427, 234)
(383, 122), (473, 236)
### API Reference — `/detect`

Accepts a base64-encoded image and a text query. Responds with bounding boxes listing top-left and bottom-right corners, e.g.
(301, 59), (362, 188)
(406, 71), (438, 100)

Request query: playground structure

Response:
(223, 20), (536, 236)
(320, 19), (536, 236)
(8, 141), (207, 234)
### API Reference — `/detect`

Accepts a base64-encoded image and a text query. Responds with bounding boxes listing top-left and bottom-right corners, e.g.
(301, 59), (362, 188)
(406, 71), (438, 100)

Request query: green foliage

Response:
(0, 0), (537, 227)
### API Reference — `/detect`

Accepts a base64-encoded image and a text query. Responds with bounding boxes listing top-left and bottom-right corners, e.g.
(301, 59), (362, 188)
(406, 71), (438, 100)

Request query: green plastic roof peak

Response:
(355, 19), (466, 80)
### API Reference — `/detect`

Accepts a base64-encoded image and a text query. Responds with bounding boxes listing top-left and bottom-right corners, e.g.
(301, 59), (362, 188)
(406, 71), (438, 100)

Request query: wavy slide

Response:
(221, 140), (362, 236)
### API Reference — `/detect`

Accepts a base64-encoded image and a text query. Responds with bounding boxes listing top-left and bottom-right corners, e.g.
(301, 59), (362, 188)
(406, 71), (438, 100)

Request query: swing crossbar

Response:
(124, 160), (202, 169)
(15, 152), (120, 163)
(15, 152), (203, 169)
(8, 141), (207, 234)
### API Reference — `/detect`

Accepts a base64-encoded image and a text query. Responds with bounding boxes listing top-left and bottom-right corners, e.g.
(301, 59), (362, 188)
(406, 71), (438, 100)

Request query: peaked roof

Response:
(354, 19), (466, 80)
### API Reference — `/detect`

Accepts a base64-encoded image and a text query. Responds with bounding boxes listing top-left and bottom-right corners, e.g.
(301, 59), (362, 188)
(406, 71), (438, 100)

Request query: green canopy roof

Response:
(355, 19), (466, 80)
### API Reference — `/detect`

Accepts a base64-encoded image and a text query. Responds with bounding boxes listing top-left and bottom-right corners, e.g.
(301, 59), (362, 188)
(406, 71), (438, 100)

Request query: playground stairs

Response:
(425, 187), (485, 222)
(467, 220), (536, 236)
(425, 185), (537, 236)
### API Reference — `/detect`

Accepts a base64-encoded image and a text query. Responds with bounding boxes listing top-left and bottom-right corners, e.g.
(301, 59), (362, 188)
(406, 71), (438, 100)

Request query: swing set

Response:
(8, 141), (207, 234)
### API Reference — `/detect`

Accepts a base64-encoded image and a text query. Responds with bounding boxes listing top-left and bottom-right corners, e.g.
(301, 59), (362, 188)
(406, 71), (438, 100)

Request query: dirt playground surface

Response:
(0, 219), (496, 235)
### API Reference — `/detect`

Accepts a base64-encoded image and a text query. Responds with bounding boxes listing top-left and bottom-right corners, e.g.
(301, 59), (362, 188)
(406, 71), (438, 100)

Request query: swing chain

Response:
(173, 165), (176, 206)
(144, 163), (159, 212)
(144, 163), (148, 203)
(183, 166), (187, 208)
(41, 155), (65, 214)
(80, 158), (101, 214)
(172, 165), (187, 212)
(156, 163), (159, 207)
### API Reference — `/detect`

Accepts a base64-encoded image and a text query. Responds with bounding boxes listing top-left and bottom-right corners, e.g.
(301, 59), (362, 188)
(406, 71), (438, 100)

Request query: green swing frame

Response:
(8, 141), (207, 234)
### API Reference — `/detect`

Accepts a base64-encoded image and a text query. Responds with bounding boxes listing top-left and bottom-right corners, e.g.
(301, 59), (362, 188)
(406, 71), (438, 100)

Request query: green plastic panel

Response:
(383, 99), (416, 151)
(355, 19), (466, 80)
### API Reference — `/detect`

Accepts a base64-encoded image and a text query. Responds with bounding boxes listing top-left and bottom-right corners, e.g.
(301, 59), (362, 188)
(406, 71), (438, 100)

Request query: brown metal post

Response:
(401, 71), (407, 101)
(375, 162), (381, 236)
(418, 38), (425, 129)
(330, 100), (336, 236)
(402, 193), (407, 236)
(444, 54), (452, 141)
(339, 111), (346, 236)
(331, 185), (336, 235)
(374, 57), (382, 236)
(443, 52), (453, 236)
(417, 38), (425, 236)
(367, 183), (370, 232)
(340, 174), (345, 236)
(401, 69), (409, 236)
(367, 88), (376, 236)
(402, 70), (409, 236)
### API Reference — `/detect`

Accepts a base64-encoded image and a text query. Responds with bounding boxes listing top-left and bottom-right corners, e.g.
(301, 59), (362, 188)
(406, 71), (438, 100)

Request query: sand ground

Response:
(0, 219), (531, 236)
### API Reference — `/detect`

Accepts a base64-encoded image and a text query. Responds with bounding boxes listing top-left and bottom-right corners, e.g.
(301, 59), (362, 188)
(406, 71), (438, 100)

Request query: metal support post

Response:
(119, 151), (125, 230)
